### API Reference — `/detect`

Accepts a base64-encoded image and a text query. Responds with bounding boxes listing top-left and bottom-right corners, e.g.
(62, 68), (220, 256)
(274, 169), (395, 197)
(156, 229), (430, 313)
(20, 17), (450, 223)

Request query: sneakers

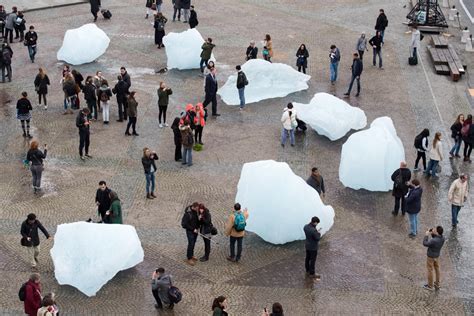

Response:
(423, 284), (434, 291)
(159, 123), (163, 128)
(80, 156), (86, 161)
(408, 233), (416, 238)
(44, 105), (47, 110)
(85, 154), (93, 158)
(413, 167), (419, 171)
(164, 123), (169, 127)
(343, 93), (349, 97)
(132, 132), (139, 136)
(199, 256), (208, 262)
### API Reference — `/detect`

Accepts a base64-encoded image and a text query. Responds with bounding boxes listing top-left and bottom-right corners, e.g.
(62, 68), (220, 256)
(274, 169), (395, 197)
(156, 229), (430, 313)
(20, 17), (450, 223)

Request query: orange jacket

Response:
(194, 103), (206, 127)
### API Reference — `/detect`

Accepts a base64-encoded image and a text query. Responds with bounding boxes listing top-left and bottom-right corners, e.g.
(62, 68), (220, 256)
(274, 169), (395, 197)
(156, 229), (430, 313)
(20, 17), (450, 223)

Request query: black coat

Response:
(351, 58), (363, 76)
(113, 80), (129, 98)
(27, 149), (47, 166)
(171, 121), (182, 146)
(303, 223), (320, 251)
(34, 74), (50, 95)
(369, 35), (383, 51)
(198, 209), (212, 234)
(181, 0), (191, 9)
(142, 154), (158, 174)
(181, 206), (199, 231)
(375, 13), (388, 31)
(24, 31), (37, 46)
(189, 10), (198, 28)
(450, 122), (462, 140)
(96, 187), (112, 214)
(20, 219), (50, 247)
(16, 98), (32, 114)
(204, 74), (218, 95)
(76, 111), (90, 132)
(90, 0), (101, 13)
(83, 82), (97, 101)
(296, 48), (309, 68)
(121, 72), (131, 88)
(306, 175), (325, 194)
(246, 46), (258, 60)
(391, 168), (412, 197)
(405, 186), (422, 214)
(464, 124), (474, 144)
(236, 71), (248, 89)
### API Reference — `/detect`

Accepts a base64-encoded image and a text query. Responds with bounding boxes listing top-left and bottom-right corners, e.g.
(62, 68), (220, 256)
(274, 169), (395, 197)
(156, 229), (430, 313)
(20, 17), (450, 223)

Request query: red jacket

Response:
(194, 103), (206, 127)
(24, 280), (42, 316)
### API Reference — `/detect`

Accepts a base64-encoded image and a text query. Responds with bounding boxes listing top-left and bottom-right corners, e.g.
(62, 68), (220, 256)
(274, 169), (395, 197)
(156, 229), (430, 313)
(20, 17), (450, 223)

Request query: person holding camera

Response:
(405, 179), (422, 237)
(448, 174), (469, 228)
(151, 267), (174, 310)
(304, 216), (321, 280)
(422, 226), (445, 291)
(142, 147), (158, 199)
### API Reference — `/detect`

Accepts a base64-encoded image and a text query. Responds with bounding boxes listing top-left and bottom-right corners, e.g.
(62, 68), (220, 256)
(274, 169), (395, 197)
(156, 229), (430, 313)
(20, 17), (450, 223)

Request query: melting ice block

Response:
(163, 28), (215, 70)
(218, 59), (311, 105)
(235, 160), (334, 244)
(50, 222), (144, 297)
(339, 117), (405, 191)
(293, 93), (367, 140)
(57, 24), (110, 65)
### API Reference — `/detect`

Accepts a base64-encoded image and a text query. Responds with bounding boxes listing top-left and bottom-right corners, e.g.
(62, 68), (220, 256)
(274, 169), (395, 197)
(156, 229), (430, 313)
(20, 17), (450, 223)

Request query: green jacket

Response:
(157, 88), (173, 106)
(200, 42), (215, 60)
(109, 199), (123, 224)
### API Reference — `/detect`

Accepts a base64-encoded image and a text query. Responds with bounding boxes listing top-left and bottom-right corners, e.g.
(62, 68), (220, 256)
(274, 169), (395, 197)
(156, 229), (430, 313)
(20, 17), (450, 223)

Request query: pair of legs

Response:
(173, 6), (181, 20)
(186, 230), (198, 259)
(30, 164), (44, 192)
(414, 151), (426, 170)
(297, 65), (306, 74)
(263, 55), (272, 62)
(201, 235), (211, 260)
(203, 93), (218, 115)
(238, 87), (245, 108)
(425, 159), (439, 177)
(20, 119), (31, 136)
(117, 96), (127, 121)
(1, 64), (12, 82)
(101, 101), (110, 123)
(26, 245), (40, 267)
(182, 9), (190, 22)
(305, 249), (318, 275)
(281, 128), (295, 146)
(182, 147), (192, 166)
(4, 27), (13, 43)
(451, 204), (462, 226)
(38, 93), (47, 107)
(463, 141), (472, 160)
(373, 48), (383, 68)
(87, 99), (98, 120)
(408, 213), (418, 235)
(175, 144), (182, 161)
(195, 125), (203, 144)
(145, 172), (156, 195)
(158, 105), (168, 124)
(229, 236), (243, 261)
(330, 62), (338, 83)
(426, 257), (440, 288)
(27, 45), (37, 62)
(199, 58), (209, 73)
(125, 117), (138, 135)
(79, 130), (90, 157)
(449, 138), (462, 156)
(346, 75), (360, 95)
(358, 50), (365, 60)
(393, 196), (406, 215)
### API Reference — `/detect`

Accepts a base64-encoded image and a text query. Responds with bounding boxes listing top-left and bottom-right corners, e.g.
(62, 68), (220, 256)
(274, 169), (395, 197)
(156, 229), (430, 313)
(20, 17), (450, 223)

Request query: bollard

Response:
(466, 35), (474, 52)
(449, 6), (457, 21)
(462, 28), (470, 43)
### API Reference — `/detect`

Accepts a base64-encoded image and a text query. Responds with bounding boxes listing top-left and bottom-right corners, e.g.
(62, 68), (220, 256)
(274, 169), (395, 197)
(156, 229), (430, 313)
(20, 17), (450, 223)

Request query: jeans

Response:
(186, 230), (198, 259)
(173, 6), (181, 20)
(427, 257), (440, 288)
(182, 147), (192, 166)
(182, 8), (190, 22)
(145, 172), (155, 193)
(203, 93), (217, 115)
(199, 59), (209, 73)
(195, 125), (203, 143)
(152, 289), (163, 308)
(415, 151), (426, 170)
(347, 75), (360, 94)
(229, 236), (243, 261)
(27, 45), (37, 62)
(425, 159), (439, 177)
(87, 99), (98, 120)
(380, 29), (385, 43)
(451, 204), (462, 226)
(305, 250), (318, 275)
(393, 196), (406, 215)
(27, 245), (40, 267)
(101, 101), (110, 122)
(126, 117), (137, 134)
(158, 105), (167, 124)
(373, 48), (382, 68)
(175, 144), (182, 161)
(1, 64), (12, 82)
(79, 130), (90, 156)
(330, 62), (338, 82)
(30, 164), (44, 189)
(450, 138), (461, 155)
(281, 128), (295, 146)
(238, 87), (245, 108)
(408, 213), (418, 235)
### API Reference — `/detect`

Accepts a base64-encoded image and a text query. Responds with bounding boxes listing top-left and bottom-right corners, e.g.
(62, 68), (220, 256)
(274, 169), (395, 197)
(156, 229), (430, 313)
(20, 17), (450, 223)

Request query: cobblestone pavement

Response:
(0, 0), (473, 315)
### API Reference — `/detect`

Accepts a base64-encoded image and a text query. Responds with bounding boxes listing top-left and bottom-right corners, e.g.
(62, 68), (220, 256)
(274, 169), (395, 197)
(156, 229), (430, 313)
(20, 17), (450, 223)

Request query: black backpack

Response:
(18, 282), (28, 301)
(414, 134), (424, 150)
(394, 169), (404, 189)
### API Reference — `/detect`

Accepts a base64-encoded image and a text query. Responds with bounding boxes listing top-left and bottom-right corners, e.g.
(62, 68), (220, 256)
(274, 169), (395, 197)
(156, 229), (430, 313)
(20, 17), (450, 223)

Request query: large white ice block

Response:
(57, 24), (110, 65)
(235, 160), (334, 244)
(218, 59), (311, 105)
(163, 28), (215, 70)
(50, 222), (144, 297)
(339, 117), (405, 191)
(293, 93), (367, 140)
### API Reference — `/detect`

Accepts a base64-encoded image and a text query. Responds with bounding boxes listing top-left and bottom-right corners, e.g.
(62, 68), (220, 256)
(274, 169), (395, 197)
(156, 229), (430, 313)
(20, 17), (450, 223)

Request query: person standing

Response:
(189, 5), (198, 28)
(0, 5), (6, 38)
(16, 91), (33, 138)
(356, 32), (368, 61)
(236, 65), (248, 110)
(26, 141), (47, 194)
(410, 25), (421, 61)
(212, 296), (228, 316)
(36, 296), (56, 316)
(34, 68), (50, 110)
(448, 174), (469, 228)
(200, 38), (215, 73)
(145, 0), (154, 19)
(23, 273), (42, 316)
(449, 114), (464, 158)
(158, 82), (172, 127)
(120, 66), (131, 88)
(374, 9), (388, 43)
(180, 119), (194, 166)
(24, 25), (37, 63)
(369, 31), (383, 69)
(76, 107), (92, 160)
(414, 128), (430, 171)
(15, 11), (26, 42)
(198, 203), (212, 262)
(98, 80), (112, 124)
(280, 103), (297, 147)
(106, 191), (123, 224)
(303, 216), (321, 279)
(296, 44), (309, 74)
(1, 42), (13, 82)
(62, 73), (76, 114)
(181, 202), (200, 266)
(172, 0), (181, 21)
(246, 41), (258, 60)
(154, 12), (167, 49)
(225, 203), (249, 263)
(263, 34), (273, 62)
(155, 0), (163, 13)
(112, 75), (129, 122)
(181, 0), (191, 23)
(344, 52), (363, 97)
(20, 213), (51, 269)
(194, 103), (205, 145)
(171, 117), (182, 161)
(425, 132), (443, 177)
(4, 7), (16, 43)
(422, 226), (445, 291)
(83, 76), (98, 120)
(306, 167), (325, 198)
(203, 67), (219, 116)
(142, 147), (159, 199)
(462, 115), (474, 162)
(90, 0), (101, 22)
(329, 44), (340, 84)
(391, 161), (412, 216)
(125, 91), (139, 136)
(405, 179), (422, 237)
(151, 267), (174, 310)
(95, 180), (112, 222)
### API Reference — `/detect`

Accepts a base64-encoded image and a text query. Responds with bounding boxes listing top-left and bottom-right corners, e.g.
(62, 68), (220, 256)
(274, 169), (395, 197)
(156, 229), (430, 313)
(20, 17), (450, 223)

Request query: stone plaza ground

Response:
(0, 0), (473, 315)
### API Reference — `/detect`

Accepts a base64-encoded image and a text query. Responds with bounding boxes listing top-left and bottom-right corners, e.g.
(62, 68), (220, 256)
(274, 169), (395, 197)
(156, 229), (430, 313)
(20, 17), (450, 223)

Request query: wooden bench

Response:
(431, 35), (448, 48)
(427, 38), (465, 81)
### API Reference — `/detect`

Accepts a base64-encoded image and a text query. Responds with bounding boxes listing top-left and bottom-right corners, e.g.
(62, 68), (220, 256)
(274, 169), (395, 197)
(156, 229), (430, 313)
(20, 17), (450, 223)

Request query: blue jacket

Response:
(405, 186), (422, 214)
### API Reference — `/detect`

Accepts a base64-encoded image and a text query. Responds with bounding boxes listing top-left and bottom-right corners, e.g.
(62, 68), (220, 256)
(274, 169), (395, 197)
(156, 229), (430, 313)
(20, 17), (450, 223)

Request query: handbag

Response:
(210, 225), (218, 236)
(20, 237), (29, 246)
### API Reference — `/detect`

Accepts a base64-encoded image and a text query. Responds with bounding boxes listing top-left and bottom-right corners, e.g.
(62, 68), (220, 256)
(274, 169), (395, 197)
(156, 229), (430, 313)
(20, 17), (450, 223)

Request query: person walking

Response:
(296, 44), (309, 74)
(329, 44), (340, 84)
(83, 76), (98, 120)
(405, 179), (422, 237)
(125, 91), (139, 136)
(172, 0), (181, 21)
(356, 32), (368, 61)
(112, 75), (129, 122)
(158, 82), (172, 127)
(95, 180), (112, 222)
(198, 203), (212, 262)
(369, 31), (383, 69)
(225, 203), (249, 263)
(449, 114), (464, 158)
(194, 103), (205, 145)
(1, 42), (13, 82)
(344, 52), (363, 97)
(26, 141), (47, 194)
(306, 167), (325, 198)
(374, 9), (388, 43)
(448, 174), (469, 228)
(171, 117), (182, 161)
(246, 40), (258, 60)
(16, 91), (33, 138)
(180, 119), (194, 166)
(20, 213), (51, 269)
(90, 0), (101, 22)
(23, 273), (42, 316)
(4, 7), (16, 43)
(181, 202), (200, 266)
(425, 132), (443, 177)
(154, 12), (167, 49)
(145, 0), (154, 19)
(203, 67), (219, 116)
(280, 103), (297, 147)
(236, 65), (248, 110)
(462, 115), (474, 162)
(391, 161), (412, 216)
(189, 5), (198, 28)
(422, 226), (445, 291)
(106, 191), (123, 224)
(24, 25), (37, 63)
(33, 68), (50, 110)
(181, 0), (191, 23)
(304, 216), (321, 279)
(151, 267), (174, 310)
(212, 296), (228, 316)
(414, 128), (430, 171)
(76, 107), (92, 160)
(142, 147), (159, 199)
(200, 38), (215, 73)
(98, 80), (112, 124)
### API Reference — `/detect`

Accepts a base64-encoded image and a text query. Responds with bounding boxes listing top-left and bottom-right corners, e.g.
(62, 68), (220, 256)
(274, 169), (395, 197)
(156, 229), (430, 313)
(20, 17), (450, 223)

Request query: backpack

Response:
(155, 20), (165, 31)
(394, 169), (404, 189)
(100, 91), (108, 102)
(461, 124), (470, 137)
(168, 285), (182, 304)
(233, 211), (246, 232)
(414, 133), (424, 149)
(18, 282), (28, 301)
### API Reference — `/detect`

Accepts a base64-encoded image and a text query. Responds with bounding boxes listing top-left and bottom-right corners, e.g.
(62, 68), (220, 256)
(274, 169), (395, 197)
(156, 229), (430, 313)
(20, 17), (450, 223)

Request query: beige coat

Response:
(448, 178), (469, 206)
(429, 141), (443, 161)
(225, 210), (249, 237)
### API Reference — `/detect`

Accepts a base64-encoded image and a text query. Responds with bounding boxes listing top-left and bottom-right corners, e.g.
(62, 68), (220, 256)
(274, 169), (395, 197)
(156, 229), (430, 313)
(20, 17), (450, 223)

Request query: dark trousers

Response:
(202, 235), (211, 259)
(38, 93), (47, 106)
(152, 289), (163, 308)
(229, 236), (243, 261)
(117, 96), (126, 120)
(87, 99), (98, 120)
(464, 141), (472, 158)
(203, 93), (217, 115)
(200, 58), (209, 73)
(173, 6), (181, 20)
(4, 28), (13, 43)
(175, 144), (182, 161)
(158, 105), (167, 124)
(195, 125), (203, 143)
(393, 196), (406, 215)
(126, 117), (137, 133)
(297, 66), (306, 74)
(1, 64), (12, 82)
(347, 75), (360, 94)
(79, 130), (90, 156)
(358, 50), (365, 60)
(186, 230), (197, 259)
(415, 151), (426, 170)
(305, 250), (318, 275)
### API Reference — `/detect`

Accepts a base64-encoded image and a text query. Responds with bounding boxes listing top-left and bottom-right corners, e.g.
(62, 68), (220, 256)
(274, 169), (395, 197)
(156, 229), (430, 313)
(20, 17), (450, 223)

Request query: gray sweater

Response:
(151, 274), (172, 304)
(423, 235), (445, 258)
